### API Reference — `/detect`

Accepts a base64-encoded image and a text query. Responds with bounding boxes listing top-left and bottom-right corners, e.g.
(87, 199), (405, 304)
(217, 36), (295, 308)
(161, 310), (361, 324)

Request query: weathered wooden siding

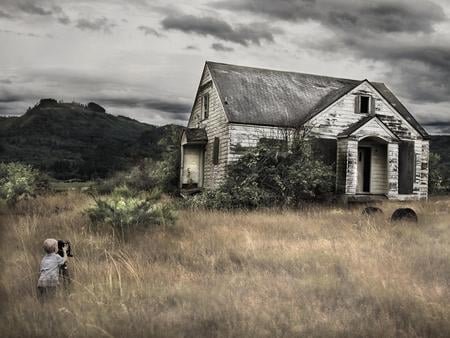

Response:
(307, 82), (421, 141)
(228, 124), (293, 162)
(188, 66), (229, 188)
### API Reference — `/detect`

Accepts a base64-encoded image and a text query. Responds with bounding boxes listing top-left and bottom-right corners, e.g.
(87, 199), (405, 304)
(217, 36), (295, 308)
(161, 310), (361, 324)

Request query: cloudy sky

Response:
(0, 0), (449, 133)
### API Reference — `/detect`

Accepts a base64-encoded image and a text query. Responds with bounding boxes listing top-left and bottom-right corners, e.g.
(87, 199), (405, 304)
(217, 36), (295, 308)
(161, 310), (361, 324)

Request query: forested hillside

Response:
(0, 99), (183, 180)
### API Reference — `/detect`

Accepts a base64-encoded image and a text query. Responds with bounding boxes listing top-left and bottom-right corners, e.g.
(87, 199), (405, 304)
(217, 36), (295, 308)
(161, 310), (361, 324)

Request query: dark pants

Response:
(37, 286), (57, 302)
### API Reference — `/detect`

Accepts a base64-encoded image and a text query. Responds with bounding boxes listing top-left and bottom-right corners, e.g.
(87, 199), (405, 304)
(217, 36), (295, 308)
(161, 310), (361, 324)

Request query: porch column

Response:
(345, 138), (358, 195)
(387, 142), (399, 198)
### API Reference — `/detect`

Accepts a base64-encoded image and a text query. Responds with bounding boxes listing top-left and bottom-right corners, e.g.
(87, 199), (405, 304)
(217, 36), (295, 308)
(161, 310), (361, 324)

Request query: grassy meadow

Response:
(0, 192), (449, 337)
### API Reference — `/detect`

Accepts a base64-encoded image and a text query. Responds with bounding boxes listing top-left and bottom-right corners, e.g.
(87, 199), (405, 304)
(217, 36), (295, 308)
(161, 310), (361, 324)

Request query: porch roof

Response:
(338, 115), (400, 141)
(182, 128), (208, 145)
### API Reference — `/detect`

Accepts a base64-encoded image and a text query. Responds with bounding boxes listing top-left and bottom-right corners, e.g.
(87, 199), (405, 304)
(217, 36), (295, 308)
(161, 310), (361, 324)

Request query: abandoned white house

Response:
(180, 61), (430, 201)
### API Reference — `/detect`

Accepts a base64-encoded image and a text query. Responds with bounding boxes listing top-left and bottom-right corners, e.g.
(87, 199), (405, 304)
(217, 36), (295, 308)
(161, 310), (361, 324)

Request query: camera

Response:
(57, 240), (73, 287)
(57, 240), (73, 257)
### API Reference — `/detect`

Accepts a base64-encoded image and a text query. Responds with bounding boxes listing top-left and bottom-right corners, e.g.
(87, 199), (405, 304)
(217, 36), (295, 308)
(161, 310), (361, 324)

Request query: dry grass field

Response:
(0, 192), (449, 337)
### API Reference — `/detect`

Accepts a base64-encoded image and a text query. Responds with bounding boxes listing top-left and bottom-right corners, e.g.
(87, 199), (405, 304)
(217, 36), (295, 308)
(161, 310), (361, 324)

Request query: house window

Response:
(213, 137), (220, 165)
(355, 95), (372, 114)
(201, 93), (210, 119)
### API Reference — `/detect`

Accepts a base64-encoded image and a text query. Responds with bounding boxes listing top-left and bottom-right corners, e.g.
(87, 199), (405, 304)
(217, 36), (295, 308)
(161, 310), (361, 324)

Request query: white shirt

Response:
(37, 253), (66, 287)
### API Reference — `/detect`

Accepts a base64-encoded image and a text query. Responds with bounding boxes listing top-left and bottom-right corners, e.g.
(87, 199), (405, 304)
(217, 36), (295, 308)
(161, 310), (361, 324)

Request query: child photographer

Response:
(37, 238), (68, 301)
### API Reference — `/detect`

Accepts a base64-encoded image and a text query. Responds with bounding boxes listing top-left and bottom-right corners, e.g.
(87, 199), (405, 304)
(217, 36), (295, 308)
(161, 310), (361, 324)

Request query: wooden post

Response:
(345, 139), (358, 195)
(387, 142), (399, 198)
(420, 140), (429, 200)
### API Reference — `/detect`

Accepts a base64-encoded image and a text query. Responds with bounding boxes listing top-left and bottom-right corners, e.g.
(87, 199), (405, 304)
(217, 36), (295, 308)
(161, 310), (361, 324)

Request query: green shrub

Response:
(429, 152), (449, 194)
(0, 162), (48, 206)
(87, 186), (176, 238)
(95, 152), (180, 195)
(187, 136), (335, 210)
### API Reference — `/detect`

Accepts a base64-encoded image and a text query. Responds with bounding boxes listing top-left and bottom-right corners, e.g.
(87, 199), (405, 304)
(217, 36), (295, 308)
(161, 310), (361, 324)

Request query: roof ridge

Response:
(206, 60), (372, 84)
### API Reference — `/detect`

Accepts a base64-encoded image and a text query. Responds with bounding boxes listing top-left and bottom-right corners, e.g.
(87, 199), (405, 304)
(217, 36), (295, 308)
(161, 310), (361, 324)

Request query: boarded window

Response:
(202, 93), (210, 119)
(213, 137), (220, 165)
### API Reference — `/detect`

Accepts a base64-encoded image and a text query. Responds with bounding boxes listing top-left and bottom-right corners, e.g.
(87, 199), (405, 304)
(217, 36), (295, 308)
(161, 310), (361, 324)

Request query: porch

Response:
(337, 116), (419, 201)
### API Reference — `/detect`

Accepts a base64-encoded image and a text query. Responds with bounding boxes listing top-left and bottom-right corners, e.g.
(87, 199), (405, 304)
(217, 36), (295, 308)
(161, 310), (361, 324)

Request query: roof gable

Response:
(339, 115), (399, 142)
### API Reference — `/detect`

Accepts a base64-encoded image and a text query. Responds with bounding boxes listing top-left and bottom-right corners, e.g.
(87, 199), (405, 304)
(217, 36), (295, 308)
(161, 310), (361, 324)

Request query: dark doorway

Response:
(357, 147), (371, 193)
(398, 141), (415, 194)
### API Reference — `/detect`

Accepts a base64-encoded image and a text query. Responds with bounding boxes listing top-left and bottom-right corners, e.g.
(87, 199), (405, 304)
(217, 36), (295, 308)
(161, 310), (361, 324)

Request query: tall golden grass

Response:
(0, 192), (449, 337)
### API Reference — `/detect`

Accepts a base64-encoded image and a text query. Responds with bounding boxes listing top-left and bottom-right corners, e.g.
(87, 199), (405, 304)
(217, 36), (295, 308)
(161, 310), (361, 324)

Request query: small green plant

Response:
(0, 162), (47, 206)
(87, 186), (176, 238)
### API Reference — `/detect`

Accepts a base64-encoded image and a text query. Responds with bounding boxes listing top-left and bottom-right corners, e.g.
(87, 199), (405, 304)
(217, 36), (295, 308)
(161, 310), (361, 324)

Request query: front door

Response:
(357, 147), (371, 193)
(182, 146), (203, 188)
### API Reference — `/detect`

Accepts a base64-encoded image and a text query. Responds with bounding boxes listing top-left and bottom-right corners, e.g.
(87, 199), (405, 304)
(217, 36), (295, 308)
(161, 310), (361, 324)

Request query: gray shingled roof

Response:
(207, 62), (428, 137)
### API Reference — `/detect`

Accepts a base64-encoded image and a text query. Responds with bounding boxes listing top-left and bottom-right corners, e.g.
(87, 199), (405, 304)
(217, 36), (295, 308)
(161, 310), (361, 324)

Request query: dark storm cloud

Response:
(17, 1), (52, 16)
(323, 35), (450, 104)
(137, 25), (164, 37)
(0, 0), (72, 24)
(216, 0), (446, 34)
(98, 97), (191, 118)
(76, 17), (117, 33)
(0, 9), (12, 18)
(0, 29), (45, 38)
(211, 43), (234, 52)
(161, 13), (282, 46)
(0, 88), (30, 104)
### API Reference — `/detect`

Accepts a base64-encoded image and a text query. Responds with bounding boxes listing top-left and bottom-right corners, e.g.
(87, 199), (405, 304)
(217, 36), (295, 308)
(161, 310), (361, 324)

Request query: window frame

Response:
(359, 95), (371, 114)
(201, 93), (210, 120)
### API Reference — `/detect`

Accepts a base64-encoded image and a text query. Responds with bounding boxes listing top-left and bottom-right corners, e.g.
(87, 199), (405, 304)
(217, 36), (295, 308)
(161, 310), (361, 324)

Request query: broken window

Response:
(360, 96), (370, 114)
(355, 95), (373, 114)
(201, 93), (210, 119)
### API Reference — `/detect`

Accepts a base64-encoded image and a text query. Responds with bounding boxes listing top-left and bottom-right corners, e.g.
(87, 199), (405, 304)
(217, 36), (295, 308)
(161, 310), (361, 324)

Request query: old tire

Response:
(391, 208), (418, 223)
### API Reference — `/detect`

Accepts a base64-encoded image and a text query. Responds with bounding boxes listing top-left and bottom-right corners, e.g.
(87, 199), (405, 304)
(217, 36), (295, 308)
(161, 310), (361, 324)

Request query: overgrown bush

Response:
(0, 162), (48, 206)
(429, 152), (449, 194)
(187, 136), (335, 209)
(87, 186), (176, 238)
(95, 152), (180, 195)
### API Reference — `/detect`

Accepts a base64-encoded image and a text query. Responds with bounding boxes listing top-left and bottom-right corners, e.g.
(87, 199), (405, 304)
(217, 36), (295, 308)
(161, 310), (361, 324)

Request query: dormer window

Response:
(201, 93), (210, 119)
(355, 95), (373, 114)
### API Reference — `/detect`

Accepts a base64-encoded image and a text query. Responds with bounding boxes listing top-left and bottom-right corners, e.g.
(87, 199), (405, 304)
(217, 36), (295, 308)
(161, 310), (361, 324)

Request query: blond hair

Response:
(43, 238), (58, 254)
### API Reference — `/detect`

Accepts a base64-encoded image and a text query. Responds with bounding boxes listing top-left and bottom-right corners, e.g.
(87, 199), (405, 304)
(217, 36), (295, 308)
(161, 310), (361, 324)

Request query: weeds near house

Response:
(87, 186), (176, 239)
(0, 193), (449, 337)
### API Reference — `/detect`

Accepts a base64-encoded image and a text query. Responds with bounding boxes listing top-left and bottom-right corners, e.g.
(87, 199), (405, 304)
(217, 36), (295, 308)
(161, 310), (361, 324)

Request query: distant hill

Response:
(0, 99), (183, 180)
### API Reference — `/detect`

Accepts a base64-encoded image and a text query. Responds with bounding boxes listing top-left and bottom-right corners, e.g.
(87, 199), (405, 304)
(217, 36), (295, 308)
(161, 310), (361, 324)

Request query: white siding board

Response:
(307, 82), (421, 141)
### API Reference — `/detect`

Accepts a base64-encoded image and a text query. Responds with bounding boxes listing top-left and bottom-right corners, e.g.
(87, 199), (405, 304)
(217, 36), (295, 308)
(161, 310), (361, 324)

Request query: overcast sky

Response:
(0, 0), (449, 133)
